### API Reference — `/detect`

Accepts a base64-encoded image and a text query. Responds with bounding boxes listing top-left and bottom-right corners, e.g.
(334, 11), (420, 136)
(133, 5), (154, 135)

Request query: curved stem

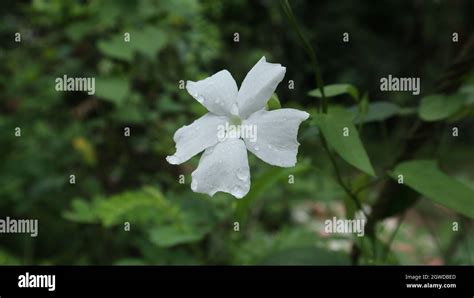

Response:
(280, 0), (366, 218)
(383, 212), (406, 261)
(280, 0), (327, 113)
(321, 135), (369, 219)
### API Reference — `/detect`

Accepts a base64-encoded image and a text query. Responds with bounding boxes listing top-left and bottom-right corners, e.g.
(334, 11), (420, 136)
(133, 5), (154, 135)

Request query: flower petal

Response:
(237, 57), (286, 119)
(186, 70), (238, 116)
(166, 113), (227, 165)
(242, 108), (309, 167)
(191, 137), (250, 199)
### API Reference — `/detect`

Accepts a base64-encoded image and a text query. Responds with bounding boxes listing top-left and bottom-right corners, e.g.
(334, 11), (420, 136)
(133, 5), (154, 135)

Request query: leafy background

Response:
(0, 0), (473, 265)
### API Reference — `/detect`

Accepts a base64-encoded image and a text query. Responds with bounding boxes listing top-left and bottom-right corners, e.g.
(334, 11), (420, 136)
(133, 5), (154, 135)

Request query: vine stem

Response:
(280, 0), (367, 218)
(383, 212), (406, 261)
(280, 0), (327, 113)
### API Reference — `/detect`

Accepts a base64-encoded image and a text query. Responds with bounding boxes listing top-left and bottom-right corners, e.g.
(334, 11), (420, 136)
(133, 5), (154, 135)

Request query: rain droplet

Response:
(231, 185), (246, 198)
(230, 103), (239, 116)
(268, 144), (273, 149)
(236, 167), (249, 181)
(254, 145), (260, 151)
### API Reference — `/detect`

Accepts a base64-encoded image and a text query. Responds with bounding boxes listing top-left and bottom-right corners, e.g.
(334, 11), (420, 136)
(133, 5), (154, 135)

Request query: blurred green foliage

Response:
(0, 0), (473, 265)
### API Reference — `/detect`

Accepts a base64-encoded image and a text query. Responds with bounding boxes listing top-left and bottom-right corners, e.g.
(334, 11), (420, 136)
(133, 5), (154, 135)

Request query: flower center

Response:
(229, 115), (241, 126)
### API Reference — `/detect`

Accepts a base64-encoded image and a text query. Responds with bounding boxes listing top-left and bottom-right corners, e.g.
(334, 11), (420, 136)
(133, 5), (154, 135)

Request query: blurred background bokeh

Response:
(0, 0), (473, 265)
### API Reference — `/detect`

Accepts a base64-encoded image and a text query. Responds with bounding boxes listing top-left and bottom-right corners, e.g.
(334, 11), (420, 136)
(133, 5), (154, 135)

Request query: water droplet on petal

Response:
(231, 185), (246, 198)
(230, 103), (239, 116)
(236, 167), (249, 181)
(254, 145), (259, 151)
(268, 144), (273, 149)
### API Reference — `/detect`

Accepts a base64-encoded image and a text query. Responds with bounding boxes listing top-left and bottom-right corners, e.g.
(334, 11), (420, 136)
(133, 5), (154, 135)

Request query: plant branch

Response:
(383, 212), (406, 261)
(280, 0), (327, 113)
(280, 0), (367, 219)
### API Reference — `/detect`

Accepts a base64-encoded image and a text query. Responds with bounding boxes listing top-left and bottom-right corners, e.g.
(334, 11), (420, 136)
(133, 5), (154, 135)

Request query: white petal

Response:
(186, 70), (238, 116)
(191, 138), (250, 199)
(242, 108), (309, 167)
(237, 57), (286, 119)
(166, 113), (227, 165)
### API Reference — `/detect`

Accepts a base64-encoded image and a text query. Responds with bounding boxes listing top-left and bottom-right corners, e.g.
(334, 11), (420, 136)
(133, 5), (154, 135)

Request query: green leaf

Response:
(113, 106), (144, 123)
(445, 86), (474, 121)
(459, 84), (474, 104)
(259, 246), (350, 265)
(315, 109), (375, 176)
(64, 187), (177, 227)
(349, 102), (416, 124)
(64, 187), (216, 247)
(95, 187), (174, 227)
(353, 102), (401, 123)
(65, 21), (95, 42)
(235, 161), (311, 221)
(129, 26), (167, 58)
(398, 107), (418, 115)
(346, 174), (371, 218)
(389, 160), (474, 219)
(309, 84), (358, 100)
(97, 35), (134, 62)
(63, 199), (96, 223)
(95, 77), (130, 105)
(97, 26), (167, 61)
(418, 94), (465, 121)
(359, 92), (369, 115)
(158, 96), (185, 113)
(148, 225), (207, 247)
(266, 93), (281, 110)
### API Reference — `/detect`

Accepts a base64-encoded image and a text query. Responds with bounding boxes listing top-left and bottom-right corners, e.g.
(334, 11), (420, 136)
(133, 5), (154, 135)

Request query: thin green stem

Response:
(353, 177), (383, 195)
(280, 0), (366, 219)
(383, 212), (406, 261)
(321, 135), (369, 219)
(280, 0), (327, 113)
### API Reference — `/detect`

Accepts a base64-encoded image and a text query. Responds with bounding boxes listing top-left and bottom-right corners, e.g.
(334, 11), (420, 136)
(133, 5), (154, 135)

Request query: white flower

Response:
(166, 57), (309, 199)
